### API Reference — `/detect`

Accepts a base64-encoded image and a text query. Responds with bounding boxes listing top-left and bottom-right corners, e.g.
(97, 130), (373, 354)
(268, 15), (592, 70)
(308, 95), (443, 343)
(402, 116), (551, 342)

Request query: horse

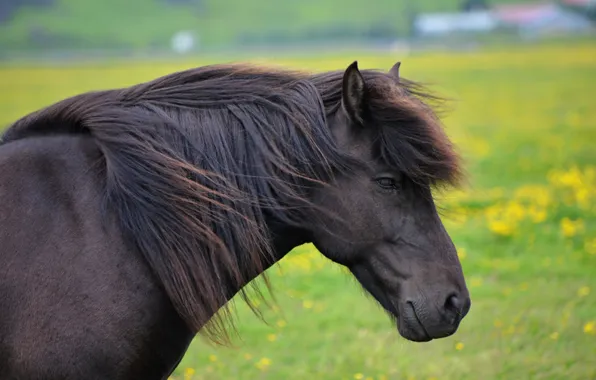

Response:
(0, 60), (471, 379)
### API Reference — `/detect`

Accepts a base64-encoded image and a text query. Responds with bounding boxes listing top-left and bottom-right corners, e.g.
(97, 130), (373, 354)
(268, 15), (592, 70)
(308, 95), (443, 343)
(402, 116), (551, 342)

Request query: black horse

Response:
(0, 61), (471, 379)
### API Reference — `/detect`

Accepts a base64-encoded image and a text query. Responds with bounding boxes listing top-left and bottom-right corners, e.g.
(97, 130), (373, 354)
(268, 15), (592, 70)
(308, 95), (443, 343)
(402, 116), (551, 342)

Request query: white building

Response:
(414, 11), (499, 36)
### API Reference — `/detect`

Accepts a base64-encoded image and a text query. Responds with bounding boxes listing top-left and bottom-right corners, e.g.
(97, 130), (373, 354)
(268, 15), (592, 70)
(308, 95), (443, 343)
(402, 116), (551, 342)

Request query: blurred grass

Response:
(0, 0), (526, 50)
(1, 41), (595, 379)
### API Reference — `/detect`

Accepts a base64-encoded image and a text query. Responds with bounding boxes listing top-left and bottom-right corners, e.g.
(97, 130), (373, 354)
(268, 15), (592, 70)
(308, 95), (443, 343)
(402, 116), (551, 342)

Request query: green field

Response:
(1, 42), (595, 379)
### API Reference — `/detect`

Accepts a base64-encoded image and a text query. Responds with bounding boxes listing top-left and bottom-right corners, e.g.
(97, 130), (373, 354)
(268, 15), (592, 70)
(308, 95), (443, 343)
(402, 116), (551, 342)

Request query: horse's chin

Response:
(395, 303), (433, 343)
(396, 319), (433, 343)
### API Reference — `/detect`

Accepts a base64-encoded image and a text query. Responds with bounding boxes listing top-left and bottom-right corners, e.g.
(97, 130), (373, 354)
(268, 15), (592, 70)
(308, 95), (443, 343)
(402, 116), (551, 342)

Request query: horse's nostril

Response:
(443, 293), (465, 324)
(442, 292), (471, 324)
(445, 294), (462, 312)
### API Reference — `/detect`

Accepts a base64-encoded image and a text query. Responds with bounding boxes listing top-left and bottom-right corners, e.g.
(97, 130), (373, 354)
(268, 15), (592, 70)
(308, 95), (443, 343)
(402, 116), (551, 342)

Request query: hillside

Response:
(0, 0), (526, 52)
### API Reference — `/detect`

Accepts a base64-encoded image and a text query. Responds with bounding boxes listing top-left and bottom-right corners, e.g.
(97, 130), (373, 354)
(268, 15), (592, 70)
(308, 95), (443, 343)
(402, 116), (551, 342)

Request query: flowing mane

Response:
(1, 63), (461, 343)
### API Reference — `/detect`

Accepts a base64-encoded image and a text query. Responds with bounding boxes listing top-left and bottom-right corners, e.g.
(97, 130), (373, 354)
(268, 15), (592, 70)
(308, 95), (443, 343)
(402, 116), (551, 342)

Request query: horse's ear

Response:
(341, 61), (366, 125)
(389, 61), (401, 80)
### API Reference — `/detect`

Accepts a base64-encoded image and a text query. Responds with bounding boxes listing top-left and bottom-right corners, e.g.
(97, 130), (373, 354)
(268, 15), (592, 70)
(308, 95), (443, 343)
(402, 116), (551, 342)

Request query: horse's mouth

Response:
(349, 262), (435, 343)
(378, 293), (433, 343)
(396, 302), (432, 342)
(349, 260), (467, 343)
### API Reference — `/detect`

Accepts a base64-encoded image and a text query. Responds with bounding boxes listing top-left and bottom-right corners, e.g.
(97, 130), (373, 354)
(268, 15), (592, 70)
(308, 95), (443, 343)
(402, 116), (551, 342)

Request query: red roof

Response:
(562, 0), (594, 6)
(493, 2), (559, 24)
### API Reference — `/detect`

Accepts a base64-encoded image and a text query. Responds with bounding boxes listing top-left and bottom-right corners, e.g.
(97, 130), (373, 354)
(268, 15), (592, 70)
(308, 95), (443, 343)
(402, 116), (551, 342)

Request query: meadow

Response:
(1, 41), (595, 379)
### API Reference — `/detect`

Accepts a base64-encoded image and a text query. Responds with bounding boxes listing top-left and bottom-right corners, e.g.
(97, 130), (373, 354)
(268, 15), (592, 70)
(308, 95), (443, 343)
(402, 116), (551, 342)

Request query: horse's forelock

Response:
(310, 69), (462, 189)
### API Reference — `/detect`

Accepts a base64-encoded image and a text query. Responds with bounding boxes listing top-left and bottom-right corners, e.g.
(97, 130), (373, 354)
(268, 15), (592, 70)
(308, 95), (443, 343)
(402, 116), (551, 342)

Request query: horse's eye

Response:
(376, 177), (397, 190)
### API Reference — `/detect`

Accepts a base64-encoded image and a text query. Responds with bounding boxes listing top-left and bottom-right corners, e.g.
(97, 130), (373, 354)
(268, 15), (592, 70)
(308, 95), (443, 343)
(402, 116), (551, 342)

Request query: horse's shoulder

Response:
(0, 133), (101, 183)
(0, 134), (192, 380)
(0, 134), (104, 226)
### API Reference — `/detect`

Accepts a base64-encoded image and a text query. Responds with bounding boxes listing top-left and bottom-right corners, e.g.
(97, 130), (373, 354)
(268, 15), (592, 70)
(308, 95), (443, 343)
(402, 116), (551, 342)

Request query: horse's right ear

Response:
(341, 61), (366, 125)
(389, 61), (401, 80)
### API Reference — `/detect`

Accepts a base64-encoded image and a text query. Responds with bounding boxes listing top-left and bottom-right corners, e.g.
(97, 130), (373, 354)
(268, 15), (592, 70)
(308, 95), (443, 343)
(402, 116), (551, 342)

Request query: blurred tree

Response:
(161, 0), (203, 11)
(561, 0), (596, 23)
(461, 0), (489, 12)
(0, 0), (55, 23)
(404, 1), (417, 38)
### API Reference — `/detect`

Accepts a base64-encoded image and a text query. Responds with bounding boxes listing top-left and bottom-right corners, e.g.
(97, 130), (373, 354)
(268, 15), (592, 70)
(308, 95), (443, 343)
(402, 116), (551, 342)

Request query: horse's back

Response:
(0, 135), (191, 379)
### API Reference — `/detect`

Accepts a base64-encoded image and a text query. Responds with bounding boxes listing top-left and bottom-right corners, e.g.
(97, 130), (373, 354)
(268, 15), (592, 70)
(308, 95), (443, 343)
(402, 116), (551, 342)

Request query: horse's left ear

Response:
(389, 61), (401, 80)
(341, 61), (366, 125)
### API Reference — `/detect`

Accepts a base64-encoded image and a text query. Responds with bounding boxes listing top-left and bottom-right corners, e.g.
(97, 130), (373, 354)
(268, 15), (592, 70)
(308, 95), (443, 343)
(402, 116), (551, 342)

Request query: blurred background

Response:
(0, 0), (595, 59)
(1, 0), (595, 379)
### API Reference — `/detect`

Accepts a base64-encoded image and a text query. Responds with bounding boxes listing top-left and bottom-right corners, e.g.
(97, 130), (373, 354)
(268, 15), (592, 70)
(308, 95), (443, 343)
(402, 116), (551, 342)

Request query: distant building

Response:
(414, 11), (499, 36)
(414, 2), (594, 38)
(561, 0), (596, 7)
(561, 0), (596, 23)
(493, 2), (561, 25)
(493, 2), (594, 36)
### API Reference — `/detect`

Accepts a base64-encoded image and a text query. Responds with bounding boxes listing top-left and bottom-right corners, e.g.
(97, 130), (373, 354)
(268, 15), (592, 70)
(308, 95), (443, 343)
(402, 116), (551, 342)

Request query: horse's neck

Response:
(270, 225), (310, 262)
(223, 222), (309, 301)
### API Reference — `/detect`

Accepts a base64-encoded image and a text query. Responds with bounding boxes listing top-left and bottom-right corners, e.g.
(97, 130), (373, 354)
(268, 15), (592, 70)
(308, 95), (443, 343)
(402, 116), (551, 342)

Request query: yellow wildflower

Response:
(255, 357), (272, 370)
(457, 248), (467, 260)
(467, 137), (491, 157)
(585, 238), (596, 255)
(488, 220), (514, 236)
(184, 368), (195, 380)
(548, 166), (583, 188)
(354, 374), (364, 380)
(578, 286), (590, 297)
(514, 185), (552, 207)
(505, 201), (526, 220)
(527, 206), (547, 223)
(208, 354), (217, 362)
(276, 319), (287, 328)
(584, 321), (595, 334)
(576, 187), (590, 207)
(455, 342), (464, 350)
(560, 218), (585, 237)
(267, 334), (277, 342)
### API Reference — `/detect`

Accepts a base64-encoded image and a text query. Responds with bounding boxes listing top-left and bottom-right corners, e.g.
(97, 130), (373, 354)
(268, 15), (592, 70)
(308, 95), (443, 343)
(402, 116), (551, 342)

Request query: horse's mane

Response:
(1, 63), (461, 343)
